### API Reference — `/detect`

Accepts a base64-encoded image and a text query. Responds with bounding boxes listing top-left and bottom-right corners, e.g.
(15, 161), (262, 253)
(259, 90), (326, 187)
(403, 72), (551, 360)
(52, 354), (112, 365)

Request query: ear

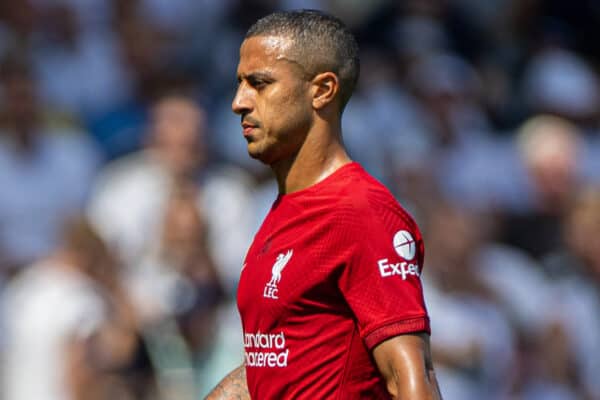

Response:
(310, 72), (339, 110)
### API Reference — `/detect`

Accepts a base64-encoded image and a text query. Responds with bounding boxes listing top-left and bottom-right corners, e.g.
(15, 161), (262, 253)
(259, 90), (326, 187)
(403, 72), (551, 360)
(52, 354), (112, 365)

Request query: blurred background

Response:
(0, 0), (599, 399)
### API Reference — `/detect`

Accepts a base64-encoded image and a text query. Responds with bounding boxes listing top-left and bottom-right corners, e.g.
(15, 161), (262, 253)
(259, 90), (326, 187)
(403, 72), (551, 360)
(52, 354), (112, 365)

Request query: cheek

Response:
(272, 90), (311, 131)
(271, 80), (309, 108)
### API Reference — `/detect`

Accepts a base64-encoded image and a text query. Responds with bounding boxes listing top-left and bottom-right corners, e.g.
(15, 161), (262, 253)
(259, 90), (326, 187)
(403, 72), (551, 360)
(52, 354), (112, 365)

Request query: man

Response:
(87, 94), (255, 292)
(1, 216), (148, 400)
(206, 9), (441, 400)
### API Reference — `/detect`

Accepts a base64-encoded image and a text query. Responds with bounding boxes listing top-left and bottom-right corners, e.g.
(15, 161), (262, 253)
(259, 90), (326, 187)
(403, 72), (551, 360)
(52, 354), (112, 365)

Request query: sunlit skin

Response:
(209, 33), (443, 400)
(232, 35), (351, 194)
(373, 333), (442, 400)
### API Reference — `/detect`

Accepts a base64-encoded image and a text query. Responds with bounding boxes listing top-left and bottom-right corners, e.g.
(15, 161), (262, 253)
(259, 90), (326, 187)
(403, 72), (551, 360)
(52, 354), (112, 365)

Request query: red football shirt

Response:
(237, 162), (430, 399)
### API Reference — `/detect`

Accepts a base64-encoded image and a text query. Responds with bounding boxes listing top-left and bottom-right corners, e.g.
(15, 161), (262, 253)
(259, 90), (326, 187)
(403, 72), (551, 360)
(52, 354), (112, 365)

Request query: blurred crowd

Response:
(0, 0), (599, 399)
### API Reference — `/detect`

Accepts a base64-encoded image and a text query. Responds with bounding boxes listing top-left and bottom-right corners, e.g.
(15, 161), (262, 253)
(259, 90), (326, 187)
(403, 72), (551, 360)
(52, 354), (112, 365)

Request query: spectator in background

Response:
(88, 94), (205, 265)
(549, 188), (600, 282)
(87, 94), (254, 292)
(534, 187), (600, 399)
(0, 1), (598, 399)
(88, 92), (255, 397)
(342, 47), (433, 188)
(499, 115), (584, 259)
(1, 216), (154, 400)
(0, 0), (38, 55)
(129, 182), (226, 399)
(407, 51), (491, 149)
(128, 182), (224, 332)
(31, 1), (132, 119)
(421, 202), (516, 400)
(0, 54), (100, 276)
(85, 13), (173, 159)
(521, 47), (600, 127)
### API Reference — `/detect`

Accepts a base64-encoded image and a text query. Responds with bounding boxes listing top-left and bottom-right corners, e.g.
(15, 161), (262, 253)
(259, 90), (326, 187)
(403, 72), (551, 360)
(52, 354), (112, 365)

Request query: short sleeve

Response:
(337, 201), (430, 350)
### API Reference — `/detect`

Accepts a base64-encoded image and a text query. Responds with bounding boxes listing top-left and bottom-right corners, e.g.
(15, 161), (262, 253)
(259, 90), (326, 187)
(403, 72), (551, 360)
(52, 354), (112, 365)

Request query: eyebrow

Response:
(237, 71), (275, 83)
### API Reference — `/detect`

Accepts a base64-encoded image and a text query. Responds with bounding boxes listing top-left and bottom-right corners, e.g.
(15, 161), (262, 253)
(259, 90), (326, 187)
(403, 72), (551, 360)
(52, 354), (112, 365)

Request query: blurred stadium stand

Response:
(1, 1), (600, 399)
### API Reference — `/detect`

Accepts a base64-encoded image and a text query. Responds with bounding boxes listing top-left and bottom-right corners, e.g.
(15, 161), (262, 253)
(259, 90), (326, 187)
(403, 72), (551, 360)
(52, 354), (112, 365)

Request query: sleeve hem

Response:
(364, 316), (431, 350)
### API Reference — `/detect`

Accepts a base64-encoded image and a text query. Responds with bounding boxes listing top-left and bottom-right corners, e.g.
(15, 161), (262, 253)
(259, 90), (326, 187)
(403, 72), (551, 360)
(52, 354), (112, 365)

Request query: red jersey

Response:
(237, 162), (430, 399)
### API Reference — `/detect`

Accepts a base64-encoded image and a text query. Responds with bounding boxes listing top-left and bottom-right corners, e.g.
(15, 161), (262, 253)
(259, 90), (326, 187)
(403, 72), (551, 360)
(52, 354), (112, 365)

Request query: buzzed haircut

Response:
(246, 9), (360, 112)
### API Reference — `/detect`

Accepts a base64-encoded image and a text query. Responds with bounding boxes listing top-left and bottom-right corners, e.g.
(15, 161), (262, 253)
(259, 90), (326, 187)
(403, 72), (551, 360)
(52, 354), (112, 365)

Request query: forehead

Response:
(237, 35), (298, 75)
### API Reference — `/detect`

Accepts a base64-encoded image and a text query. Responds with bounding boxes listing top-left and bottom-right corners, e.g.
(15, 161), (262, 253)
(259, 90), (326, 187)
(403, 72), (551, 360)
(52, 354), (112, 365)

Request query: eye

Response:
(248, 74), (274, 90)
(249, 78), (266, 89)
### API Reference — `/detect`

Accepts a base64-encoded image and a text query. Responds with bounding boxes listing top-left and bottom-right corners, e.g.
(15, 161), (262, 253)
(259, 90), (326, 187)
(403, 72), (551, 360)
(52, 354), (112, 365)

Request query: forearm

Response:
(423, 335), (443, 400)
(205, 365), (250, 400)
(396, 351), (442, 398)
(387, 363), (442, 400)
(426, 365), (443, 400)
(373, 333), (443, 400)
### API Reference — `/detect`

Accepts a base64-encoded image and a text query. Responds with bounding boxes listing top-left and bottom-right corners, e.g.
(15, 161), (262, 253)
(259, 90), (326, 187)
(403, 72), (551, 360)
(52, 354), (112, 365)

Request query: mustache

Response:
(242, 115), (261, 127)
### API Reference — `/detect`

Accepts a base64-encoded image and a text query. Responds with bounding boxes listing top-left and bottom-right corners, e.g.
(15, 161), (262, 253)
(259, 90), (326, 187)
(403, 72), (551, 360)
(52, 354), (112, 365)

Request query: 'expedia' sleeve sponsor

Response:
(337, 198), (430, 351)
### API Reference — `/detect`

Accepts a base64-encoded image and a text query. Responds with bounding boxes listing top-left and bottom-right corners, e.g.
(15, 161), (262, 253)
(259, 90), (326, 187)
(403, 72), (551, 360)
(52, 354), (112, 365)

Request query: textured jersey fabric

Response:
(237, 162), (430, 399)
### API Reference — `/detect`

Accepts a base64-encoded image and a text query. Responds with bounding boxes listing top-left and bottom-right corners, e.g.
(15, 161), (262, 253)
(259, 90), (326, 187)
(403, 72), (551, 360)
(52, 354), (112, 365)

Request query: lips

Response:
(242, 118), (259, 138)
(242, 123), (255, 138)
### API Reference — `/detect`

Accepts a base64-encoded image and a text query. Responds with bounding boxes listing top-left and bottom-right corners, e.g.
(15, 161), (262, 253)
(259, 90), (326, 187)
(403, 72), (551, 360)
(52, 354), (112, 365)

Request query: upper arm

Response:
(337, 203), (430, 345)
(372, 332), (442, 400)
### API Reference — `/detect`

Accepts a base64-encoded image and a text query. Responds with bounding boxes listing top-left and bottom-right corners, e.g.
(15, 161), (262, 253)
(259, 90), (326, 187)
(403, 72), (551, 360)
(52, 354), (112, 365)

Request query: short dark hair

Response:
(246, 9), (360, 112)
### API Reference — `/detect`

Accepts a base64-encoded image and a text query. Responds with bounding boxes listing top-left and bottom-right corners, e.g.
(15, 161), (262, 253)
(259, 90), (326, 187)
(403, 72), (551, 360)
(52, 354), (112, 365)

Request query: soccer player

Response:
(206, 9), (441, 400)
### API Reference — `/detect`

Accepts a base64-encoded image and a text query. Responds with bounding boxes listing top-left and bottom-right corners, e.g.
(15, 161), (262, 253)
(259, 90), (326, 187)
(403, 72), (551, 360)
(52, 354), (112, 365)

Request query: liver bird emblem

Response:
(268, 250), (293, 286)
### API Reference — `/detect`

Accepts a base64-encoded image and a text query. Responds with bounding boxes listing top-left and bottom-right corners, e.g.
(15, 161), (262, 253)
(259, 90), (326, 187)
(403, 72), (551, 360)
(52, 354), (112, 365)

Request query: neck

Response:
(271, 118), (351, 194)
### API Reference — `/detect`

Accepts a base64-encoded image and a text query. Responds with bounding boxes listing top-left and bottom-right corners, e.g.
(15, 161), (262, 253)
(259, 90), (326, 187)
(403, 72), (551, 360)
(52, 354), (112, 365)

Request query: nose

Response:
(232, 83), (252, 115)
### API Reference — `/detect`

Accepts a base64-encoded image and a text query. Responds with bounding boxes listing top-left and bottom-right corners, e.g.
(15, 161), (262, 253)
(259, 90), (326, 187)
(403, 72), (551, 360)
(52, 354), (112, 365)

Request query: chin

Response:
(247, 151), (262, 161)
(247, 147), (267, 163)
(248, 149), (278, 166)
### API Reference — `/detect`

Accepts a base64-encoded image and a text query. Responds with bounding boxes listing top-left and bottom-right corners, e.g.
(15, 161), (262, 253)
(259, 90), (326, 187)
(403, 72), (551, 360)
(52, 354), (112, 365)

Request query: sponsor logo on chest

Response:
(244, 330), (289, 368)
(263, 249), (293, 299)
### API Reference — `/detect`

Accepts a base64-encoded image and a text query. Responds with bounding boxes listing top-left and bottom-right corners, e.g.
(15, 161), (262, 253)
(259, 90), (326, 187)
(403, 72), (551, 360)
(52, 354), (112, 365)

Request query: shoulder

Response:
(331, 163), (417, 231)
